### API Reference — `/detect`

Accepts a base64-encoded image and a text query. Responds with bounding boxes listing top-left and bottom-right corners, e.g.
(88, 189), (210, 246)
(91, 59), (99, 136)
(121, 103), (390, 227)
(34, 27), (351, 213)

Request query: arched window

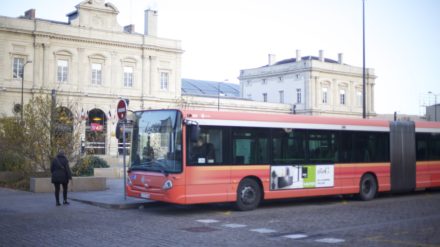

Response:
(85, 108), (107, 155)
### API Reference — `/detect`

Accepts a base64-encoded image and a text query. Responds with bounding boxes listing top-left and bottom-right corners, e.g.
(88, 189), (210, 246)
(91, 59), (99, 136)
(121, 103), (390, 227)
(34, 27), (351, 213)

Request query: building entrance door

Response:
(85, 108), (107, 155)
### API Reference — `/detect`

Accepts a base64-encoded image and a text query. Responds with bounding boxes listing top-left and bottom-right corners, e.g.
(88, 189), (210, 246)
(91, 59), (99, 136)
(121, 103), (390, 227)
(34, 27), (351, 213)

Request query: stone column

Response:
(33, 43), (44, 89)
(77, 48), (86, 91)
(42, 43), (50, 88)
(149, 56), (157, 96)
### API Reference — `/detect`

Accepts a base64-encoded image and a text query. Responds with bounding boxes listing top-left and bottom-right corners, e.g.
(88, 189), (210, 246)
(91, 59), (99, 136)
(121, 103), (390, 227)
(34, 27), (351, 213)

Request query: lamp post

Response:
(362, 0), (366, 119)
(21, 60), (32, 123)
(428, 91), (438, 121)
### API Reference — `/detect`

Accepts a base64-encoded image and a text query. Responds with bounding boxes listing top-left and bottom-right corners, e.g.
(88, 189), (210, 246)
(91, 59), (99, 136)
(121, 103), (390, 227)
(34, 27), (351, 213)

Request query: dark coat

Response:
(51, 154), (72, 184)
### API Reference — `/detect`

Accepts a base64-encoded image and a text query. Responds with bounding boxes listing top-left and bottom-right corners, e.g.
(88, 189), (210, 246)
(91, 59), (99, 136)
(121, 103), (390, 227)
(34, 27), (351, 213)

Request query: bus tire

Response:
(359, 173), (377, 201)
(236, 178), (261, 211)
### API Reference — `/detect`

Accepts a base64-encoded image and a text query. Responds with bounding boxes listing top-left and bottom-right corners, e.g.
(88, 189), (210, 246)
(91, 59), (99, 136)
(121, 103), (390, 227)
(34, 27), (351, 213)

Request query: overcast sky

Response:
(1, 0), (439, 115)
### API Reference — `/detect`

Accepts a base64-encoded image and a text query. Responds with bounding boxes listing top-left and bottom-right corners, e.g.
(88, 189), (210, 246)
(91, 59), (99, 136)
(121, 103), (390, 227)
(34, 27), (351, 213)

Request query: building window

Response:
(279, 90), (284, 103)
(356, 91), (362, 107)
(246, 80), (251, 86)
(322, 87), (328, 104)
(123, 67), (133, 87)
(278, 76), (283, 82)
(263, 93), (267, 102)
(262, 79), (267, 85)
(160, 72), (169, 90)
(91, 63), (102, 85)
(340, 89), (346, 105)
(13, 57), (24, 79)
(247, 94), (252, 99)
(296, 88), (302, 104)
(57, 60), (68, 83)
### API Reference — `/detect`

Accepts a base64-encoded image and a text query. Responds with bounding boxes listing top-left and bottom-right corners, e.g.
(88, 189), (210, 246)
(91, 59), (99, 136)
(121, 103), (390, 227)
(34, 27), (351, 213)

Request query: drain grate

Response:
(183, 226), (218, 233)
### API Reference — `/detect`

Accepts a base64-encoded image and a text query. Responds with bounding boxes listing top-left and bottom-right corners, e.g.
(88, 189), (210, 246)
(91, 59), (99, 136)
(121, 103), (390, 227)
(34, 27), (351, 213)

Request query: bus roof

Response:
(178, 109), (440, 133)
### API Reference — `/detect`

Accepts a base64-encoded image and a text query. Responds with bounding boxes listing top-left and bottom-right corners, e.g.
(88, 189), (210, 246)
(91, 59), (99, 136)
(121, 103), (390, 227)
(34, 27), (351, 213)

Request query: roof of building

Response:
(182, 78), (240, 98)
(262, 56), (339, 67)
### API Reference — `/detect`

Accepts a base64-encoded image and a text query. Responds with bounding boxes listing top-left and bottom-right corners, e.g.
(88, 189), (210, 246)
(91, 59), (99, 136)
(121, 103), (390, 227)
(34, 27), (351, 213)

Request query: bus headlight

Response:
(162, 179), (173, 190)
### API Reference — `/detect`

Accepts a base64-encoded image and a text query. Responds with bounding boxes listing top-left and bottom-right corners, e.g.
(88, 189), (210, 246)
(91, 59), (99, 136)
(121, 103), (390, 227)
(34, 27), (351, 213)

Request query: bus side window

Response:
(187, 126), (223, 165)
(232, 128), (269, 165)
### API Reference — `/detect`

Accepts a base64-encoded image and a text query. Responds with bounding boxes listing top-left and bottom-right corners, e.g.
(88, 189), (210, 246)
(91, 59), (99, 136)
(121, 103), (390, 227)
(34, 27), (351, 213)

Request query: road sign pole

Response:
(116, 99), (128, 201)
(123, 120), (127, 201)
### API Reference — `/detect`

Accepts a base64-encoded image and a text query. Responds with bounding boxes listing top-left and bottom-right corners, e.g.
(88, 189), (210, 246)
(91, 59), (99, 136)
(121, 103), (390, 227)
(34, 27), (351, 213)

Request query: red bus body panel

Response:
(127, 109), (440, 205)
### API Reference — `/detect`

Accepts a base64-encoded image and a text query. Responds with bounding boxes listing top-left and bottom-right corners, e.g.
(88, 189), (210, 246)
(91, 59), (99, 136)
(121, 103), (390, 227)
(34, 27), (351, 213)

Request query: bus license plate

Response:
(140, 193), (150, 199)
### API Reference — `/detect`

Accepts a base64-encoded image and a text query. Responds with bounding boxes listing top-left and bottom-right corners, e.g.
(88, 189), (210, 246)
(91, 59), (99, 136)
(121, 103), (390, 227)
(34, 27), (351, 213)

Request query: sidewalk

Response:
(69, 178), (158, 209)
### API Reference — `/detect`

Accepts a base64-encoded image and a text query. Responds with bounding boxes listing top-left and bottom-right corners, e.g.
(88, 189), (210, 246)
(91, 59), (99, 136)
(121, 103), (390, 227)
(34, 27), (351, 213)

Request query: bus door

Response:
(185, 126), (231, 204)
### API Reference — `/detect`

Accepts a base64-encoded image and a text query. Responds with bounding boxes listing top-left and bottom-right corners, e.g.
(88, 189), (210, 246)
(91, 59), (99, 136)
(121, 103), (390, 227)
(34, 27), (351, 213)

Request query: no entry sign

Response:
(117, 99), (127, 120)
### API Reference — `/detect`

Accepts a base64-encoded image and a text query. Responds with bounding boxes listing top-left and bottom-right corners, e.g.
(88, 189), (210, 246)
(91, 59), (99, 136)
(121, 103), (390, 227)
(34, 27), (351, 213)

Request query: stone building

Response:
(238, 50), (377, 117)
(0, 0), (183, 156)
(0, 0), (291, 157)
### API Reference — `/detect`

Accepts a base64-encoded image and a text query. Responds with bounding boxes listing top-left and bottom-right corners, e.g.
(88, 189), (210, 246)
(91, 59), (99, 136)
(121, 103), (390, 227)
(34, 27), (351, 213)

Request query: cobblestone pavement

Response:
(1, 187), (440, 247)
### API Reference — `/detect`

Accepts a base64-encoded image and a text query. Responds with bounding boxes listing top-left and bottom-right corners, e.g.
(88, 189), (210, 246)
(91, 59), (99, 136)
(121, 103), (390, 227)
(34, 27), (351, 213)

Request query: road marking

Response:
(315, 238), (345, 244)
(196, 219), (220, 224)
(283, 234), (308, 239)
(250, 228), (277, 234)
(222, 223), (247, 228)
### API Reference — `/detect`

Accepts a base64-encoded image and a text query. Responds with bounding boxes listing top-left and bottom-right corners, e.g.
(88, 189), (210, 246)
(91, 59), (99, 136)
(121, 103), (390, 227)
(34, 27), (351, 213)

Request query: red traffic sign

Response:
(117, 99), (127, 120)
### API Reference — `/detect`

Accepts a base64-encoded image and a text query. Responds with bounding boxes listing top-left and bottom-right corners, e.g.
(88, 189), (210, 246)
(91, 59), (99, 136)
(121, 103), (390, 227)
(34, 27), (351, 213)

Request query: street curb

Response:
(70, 197), (162, 209)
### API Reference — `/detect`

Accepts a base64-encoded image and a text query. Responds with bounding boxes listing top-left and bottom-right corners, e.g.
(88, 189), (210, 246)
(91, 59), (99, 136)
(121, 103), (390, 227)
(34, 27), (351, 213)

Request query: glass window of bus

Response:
(307, 130), (337, 163)
(130, 110), (182, 173)
(374, 132), (390, 162)
(337, 131), (352, 163)
(416, 133), (429, 161)
(272, 129), (306, 164)
(429, 133), (440, 160)
(352, 131), (389, 163)
(188, 126), (223, 165)
(352, 132), (371, 162)
(232, 128), (269, 165)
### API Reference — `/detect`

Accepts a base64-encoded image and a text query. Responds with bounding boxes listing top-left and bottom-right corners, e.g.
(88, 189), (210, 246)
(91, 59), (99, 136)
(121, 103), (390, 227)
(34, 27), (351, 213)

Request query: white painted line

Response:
(315, 238), (345, 244)
(222, 223), (247, 228)
(250, 228), (277, 234)
(283, 234), (308, 239)
(196, 219), (220, 224)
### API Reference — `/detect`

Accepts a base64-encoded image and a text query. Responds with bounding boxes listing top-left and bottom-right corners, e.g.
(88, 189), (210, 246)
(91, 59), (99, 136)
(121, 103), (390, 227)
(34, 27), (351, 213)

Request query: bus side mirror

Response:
(189, 124), (200, 143)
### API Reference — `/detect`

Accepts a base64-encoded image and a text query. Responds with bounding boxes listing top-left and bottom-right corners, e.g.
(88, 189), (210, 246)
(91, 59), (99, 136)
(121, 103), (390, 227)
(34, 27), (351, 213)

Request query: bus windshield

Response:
(130, 110), (182, 173)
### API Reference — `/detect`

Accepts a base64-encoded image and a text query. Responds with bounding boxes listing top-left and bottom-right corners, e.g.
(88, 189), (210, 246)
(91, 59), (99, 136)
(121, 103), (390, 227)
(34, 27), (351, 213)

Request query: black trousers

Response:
(54, 182), (68, 203)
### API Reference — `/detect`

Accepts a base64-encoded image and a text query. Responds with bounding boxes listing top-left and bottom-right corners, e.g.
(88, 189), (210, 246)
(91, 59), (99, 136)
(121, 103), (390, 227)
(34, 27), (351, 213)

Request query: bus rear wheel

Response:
(359, 173), (377, 201)
(236, 178), (261, 211)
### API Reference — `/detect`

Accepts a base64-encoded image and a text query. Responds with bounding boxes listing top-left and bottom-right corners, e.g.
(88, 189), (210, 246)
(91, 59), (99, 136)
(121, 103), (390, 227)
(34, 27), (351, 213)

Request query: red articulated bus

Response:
(126, 109), (440, 210)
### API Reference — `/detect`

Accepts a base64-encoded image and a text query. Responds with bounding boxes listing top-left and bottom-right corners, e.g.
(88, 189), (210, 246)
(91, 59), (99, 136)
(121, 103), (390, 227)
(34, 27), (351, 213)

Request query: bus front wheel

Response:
(236, 178), (261, 211)
(359, 173), (377, 201)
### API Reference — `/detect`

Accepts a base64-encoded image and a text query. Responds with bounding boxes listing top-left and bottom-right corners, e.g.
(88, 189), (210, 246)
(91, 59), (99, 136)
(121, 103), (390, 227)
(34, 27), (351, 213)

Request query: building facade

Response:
(239, 50), (377, 117)
(0, 0), (183, 156)
(426, 104), (440, 122)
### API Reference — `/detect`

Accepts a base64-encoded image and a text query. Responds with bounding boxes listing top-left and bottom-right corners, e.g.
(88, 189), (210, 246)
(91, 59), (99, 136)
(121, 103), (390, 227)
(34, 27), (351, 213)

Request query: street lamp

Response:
(428, 91), (438, 121)
(21, 60), (32, 123)
(362, 0), (367, 119)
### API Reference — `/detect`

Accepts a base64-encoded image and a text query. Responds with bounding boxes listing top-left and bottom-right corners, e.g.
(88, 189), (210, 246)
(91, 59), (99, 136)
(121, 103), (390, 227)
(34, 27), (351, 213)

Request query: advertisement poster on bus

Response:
(270, 165), (334, 190)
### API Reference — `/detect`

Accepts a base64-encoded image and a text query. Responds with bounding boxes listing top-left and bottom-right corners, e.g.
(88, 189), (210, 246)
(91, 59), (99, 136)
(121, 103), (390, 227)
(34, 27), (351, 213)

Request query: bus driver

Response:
(191, 136), (215, 164)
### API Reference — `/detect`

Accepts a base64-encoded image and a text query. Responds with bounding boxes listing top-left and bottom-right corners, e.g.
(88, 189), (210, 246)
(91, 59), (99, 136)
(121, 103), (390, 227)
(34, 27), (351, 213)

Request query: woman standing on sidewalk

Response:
(50, 150), (72, 206)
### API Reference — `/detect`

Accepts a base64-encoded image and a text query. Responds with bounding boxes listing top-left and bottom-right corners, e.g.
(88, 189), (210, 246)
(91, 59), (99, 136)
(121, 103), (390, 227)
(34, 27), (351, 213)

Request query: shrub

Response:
(0, 151), (26, 172)
(72, 155), (109, 176)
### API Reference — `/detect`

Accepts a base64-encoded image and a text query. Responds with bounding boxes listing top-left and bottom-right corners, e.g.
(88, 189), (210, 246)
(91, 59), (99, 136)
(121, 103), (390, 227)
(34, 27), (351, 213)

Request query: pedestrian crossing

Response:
(195, 218), (345, 244)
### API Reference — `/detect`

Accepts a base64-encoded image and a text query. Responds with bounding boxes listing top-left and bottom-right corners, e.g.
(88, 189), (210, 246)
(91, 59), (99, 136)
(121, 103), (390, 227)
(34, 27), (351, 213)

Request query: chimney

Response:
(124, 24), (135, 33)
(24, 9), (35, 20)
(268, 54), (276, 66)
(319, 50), (324, 62)
(144, 9), (158, 36)
(296, 50), (301, 62)
(338, 53), (343, 64)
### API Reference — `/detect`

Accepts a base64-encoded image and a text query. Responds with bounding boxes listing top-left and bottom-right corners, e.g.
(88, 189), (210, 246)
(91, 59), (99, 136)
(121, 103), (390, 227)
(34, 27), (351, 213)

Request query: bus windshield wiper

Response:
(140, 160), (169, 176)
